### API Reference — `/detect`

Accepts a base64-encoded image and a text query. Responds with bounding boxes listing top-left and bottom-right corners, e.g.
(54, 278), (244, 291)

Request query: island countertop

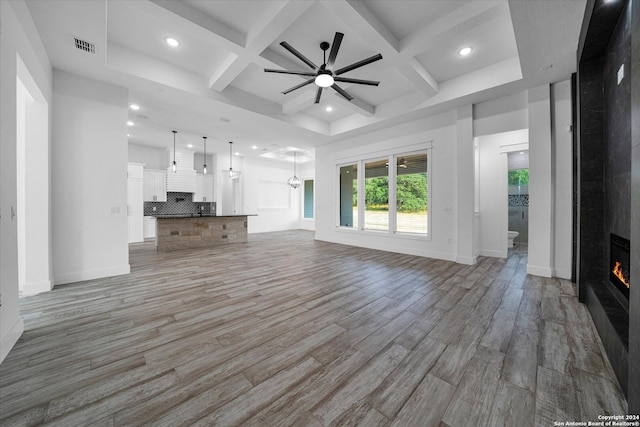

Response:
(155, 214), (252, 252)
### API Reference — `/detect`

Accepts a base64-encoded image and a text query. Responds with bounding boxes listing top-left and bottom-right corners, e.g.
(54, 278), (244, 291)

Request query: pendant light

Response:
(202, 136), (207, 174)
(228, 141), (241, 178)
(287, 151), (301, 189)
(171, 130), (177, 173)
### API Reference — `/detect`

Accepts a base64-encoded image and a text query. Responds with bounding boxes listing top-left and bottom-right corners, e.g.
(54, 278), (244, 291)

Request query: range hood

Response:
(167, 148), (196, 193)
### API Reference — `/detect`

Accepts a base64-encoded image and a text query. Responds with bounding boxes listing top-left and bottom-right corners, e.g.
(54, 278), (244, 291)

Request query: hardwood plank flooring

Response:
(0, 231), (628, 426)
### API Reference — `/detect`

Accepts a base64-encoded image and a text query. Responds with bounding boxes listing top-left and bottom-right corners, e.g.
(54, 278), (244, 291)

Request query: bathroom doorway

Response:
(507, 151), (529, 247)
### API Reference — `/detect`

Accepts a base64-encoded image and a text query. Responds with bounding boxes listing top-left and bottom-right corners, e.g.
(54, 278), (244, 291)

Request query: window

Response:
(508, 168), (529, 186)
(364, 159), (389, 231)
(303, 179), (314, 219)
(337, 147), (430, 237)
(339, 164), (358, 228)
(396, 153), (428, 234)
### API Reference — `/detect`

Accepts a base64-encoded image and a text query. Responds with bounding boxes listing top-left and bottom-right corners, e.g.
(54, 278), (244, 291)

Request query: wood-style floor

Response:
(0, 231), (627, 426)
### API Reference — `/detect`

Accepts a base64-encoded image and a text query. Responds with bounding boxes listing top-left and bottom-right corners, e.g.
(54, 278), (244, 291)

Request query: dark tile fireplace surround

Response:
(577, 0), (639, 410)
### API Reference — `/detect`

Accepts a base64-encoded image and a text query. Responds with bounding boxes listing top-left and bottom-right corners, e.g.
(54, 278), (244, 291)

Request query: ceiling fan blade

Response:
(334, 53), (383, 76)
(326, 32), (344, 70)
(314, 87), (323, 104)
(333, 77), (380, 86)
(282, 78), (315, 95)
(264, 69), (316, 77)
(280, 41), (318, 71)
(331, 83), (353, 101)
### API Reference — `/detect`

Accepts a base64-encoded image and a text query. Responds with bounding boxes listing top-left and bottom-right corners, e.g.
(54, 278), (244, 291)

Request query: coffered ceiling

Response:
(26, 0), (586, 158)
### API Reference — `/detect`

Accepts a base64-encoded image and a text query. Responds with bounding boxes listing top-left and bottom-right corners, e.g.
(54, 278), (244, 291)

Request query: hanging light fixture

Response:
(287, 150), (302, 189)
(228, 141), (241, 178)
(202, 136), (207, 174)
(171, 130), (177, 173)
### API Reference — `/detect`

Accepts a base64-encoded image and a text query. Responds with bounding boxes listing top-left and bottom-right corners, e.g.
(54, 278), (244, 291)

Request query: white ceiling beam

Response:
(147, 0), (245, 49)
(282, 90), (317, 115)
(331, 92), (375, 117)
(321, 0), (438, 97)
(246, 1), (314, 52)
(208, 1), (313, 92)
(400, 2), (506, 57)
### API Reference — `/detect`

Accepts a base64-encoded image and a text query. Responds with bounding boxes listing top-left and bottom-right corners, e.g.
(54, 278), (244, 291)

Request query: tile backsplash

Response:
(144, 192), (216, 216)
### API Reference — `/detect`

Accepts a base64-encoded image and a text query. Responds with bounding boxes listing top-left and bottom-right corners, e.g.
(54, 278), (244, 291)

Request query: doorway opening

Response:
(16, 55), (50, 297)
(507, 151), (529, 248)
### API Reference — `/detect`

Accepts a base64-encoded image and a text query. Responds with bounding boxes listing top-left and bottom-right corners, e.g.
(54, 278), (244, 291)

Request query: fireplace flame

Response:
(612, 261), (630, 289)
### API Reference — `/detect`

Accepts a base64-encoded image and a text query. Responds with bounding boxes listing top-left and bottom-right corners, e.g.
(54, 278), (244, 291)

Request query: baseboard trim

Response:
(0, 316), (24, 365)
(54, 264), (130, 286)
(456, 255), (477, 265)
(22, 279), (53, 296)
(314, 233), (457, 262)
(553, 267), (572, 280)
(527, 264), (553, 277)
(479, 249), (505, 258)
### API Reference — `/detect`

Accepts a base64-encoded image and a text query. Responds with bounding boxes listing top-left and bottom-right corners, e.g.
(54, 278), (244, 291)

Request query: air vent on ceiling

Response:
(73, 37), (96, 55)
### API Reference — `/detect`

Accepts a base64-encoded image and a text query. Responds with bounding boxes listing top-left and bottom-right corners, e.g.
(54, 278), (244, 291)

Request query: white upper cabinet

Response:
(192, 173), (214, 202)
(143, 169), (167, 202)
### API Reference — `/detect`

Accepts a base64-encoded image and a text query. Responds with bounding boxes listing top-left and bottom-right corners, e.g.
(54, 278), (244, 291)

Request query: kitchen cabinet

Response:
(143, 169), (167, 202)
(143, 216), (157, 239)
(192, 173), (214, 202)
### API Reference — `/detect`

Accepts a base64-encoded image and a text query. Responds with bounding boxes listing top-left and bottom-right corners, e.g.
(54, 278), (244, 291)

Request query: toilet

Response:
(508, 231), (519, 248)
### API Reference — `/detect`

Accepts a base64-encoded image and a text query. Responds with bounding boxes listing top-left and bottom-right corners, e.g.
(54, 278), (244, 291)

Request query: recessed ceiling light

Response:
(165, 37), (180, 47)
(127, 134), (130, 137)
(187, 144), (193, 148)
(129, 104), (140, 110)
(235, 152), (240, 156)
(252, 145), (258, 150)
(458, 46), (473, 56)
(126, 121), (134, 126)
(519, 152), (524, 155)
(325, 106), (333, 112)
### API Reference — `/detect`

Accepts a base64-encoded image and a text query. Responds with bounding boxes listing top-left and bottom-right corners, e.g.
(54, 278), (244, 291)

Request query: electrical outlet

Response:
(110, 206), (120, 214)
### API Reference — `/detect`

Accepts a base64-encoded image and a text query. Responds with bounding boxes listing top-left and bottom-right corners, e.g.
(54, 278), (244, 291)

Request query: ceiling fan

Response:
(264, 32), (383, 104)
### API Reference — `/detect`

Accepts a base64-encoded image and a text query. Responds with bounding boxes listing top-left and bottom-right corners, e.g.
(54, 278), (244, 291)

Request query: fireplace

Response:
(609, 233), (630, 300)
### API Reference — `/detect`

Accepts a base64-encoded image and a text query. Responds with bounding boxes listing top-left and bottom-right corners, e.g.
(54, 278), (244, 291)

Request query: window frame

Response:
(335, 142), (432, 241)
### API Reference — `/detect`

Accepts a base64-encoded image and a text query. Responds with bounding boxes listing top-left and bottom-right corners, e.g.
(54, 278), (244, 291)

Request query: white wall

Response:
(0, 0), (52, 363)
(128, 144), (168, 170)
(314, 84), (572, 274)
(315, 111), (459, 261)
(527, 85), (554, 277)
(243, 156), (302, 233)
(52, 70), (130, 284)
(552, 80), (574, 279)
(473, 91), (528, 137)
(456, 105), (476, 264)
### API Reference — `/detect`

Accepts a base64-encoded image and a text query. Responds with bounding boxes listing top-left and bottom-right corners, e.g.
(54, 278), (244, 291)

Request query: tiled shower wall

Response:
(144, 192), (216, 216)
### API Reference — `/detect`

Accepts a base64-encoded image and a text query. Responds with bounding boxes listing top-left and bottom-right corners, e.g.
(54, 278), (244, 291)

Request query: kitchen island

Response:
(155, 214), (251, 252)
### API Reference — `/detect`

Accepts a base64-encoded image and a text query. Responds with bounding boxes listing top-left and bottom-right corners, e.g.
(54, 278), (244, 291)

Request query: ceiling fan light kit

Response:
(264, 32), (383, 105)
